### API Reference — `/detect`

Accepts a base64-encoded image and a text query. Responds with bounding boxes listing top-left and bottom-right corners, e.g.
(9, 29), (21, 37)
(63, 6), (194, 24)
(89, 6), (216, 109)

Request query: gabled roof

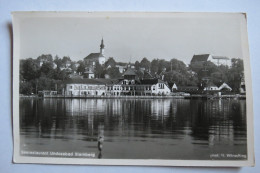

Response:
(123, 68), (136, 76)
(140, 79), (165, 85)
(84, 53), (101, 60)
(191, 54), (210, 63)
(218, 82), (232, 91)
(168, 83), (177, 88)
(64, 78), (118, 85)
(212, 56), (229, 60)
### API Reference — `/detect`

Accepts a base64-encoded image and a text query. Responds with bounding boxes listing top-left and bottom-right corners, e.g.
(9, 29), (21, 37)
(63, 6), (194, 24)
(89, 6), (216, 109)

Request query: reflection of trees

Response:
(20, 98), (247, 147)
(190, 100), (247, 146)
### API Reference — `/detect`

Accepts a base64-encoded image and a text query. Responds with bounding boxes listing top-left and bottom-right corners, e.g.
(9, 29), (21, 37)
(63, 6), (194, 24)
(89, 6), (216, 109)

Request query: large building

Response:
(64, 67), (171, 96)
(84, 38), (106, 66)
(83, 38), (106, 78)
(190, 54), (231, 71)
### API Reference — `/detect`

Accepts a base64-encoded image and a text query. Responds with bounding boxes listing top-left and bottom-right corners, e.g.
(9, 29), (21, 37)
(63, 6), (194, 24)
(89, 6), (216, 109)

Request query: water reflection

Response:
(20, 98), (247, 160)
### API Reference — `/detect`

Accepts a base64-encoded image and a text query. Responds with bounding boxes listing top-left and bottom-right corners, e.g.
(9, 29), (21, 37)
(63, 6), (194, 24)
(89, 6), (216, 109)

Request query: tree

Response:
(151, 59), (159, 74)
(20, 81), (33, 95)
(227, 58), (244, 92)
(94, 62), (104, 78)
(61, 56), (71, 67)
(105, 57), (116, 68)
(169, 58), (187, 73)
(37, 54), (53, 64)
(54, 55), (62, 68)
(77, 60), (86, 74)
(134, 61), (140, 70)
(106, 67), (121, 78)
(70, 61), (78, 71)
(20, 58), (39, 81)
(140, 57), (151, 71)
(40, 62), (54, 78)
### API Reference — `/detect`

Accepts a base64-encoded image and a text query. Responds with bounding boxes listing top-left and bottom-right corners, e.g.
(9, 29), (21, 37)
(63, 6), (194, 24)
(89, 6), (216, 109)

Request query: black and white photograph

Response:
(12, 12), (254, 166)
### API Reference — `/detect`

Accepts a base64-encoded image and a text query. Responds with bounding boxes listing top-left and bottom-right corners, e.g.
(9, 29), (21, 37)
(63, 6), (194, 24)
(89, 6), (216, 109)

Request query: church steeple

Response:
(100, 38), (105, 55)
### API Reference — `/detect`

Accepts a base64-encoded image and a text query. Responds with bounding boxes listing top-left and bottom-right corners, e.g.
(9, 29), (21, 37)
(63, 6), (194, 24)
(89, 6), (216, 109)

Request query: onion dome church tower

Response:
(100, 38), (105, 55)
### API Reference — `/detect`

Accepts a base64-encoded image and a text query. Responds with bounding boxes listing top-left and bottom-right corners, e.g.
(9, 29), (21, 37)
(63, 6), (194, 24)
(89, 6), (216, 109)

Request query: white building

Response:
(84, 38), (106, 66)
(65, 79), (107, 96)
(190, 54), (231, 69)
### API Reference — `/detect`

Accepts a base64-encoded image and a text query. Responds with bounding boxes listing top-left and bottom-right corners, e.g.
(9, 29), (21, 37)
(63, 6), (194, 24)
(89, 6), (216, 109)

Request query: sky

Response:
(18, 12), (246, 65)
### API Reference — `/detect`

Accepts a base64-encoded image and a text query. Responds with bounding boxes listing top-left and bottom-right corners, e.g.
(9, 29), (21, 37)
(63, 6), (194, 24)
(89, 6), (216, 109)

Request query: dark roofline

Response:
(64, 78), (117, 85)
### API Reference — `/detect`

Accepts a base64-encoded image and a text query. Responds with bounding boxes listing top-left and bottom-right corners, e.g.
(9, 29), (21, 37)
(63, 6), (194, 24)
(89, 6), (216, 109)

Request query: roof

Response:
(64, 78), (118, 85)
(168, 83), (177, 88)
(191, 54), (210, 63)
(212, 56), (229, 60)
(218, 82), (232, 90)
(143, 71), (154, 79)
(140, 79), (165, 85)
(123, 68), (136, 76)
(84, 53), (101, 60)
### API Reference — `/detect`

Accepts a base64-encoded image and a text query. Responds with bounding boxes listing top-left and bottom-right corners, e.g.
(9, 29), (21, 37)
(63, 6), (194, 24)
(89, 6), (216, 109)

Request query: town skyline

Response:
(19, 13), (244, 65)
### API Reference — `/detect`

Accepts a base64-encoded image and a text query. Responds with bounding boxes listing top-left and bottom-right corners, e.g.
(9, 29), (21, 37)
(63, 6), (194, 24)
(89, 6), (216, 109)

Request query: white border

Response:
(12, 12), (255, 167)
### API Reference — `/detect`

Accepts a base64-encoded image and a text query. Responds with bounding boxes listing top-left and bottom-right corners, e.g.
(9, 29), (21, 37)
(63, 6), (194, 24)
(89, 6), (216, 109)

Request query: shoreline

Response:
(19, 94), (246, 100)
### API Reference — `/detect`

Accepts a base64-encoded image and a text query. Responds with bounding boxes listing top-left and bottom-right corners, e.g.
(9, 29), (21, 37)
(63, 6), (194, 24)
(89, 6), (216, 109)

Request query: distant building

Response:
(203, 83), (219, 91)
(177, 86), (199, 93)
(218, 82), (232, 91)
(190, 54), (231, 71)
(115, 65), (127, 73)
(84, 67), (95, 79)
(65, 78), (109, 96)
(83, 38), (106, 79)
(84, 38), (106, 66)
(204, 82), (232, 92)
(168, 83), (178, 92)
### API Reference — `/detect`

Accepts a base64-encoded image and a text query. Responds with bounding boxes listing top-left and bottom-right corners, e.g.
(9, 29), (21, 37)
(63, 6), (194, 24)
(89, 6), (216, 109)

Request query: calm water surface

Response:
(20, 98), (247, 160)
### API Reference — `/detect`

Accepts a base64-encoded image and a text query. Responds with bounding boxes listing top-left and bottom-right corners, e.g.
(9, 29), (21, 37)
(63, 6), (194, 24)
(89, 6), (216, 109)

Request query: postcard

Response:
(12, 12), (254, 166)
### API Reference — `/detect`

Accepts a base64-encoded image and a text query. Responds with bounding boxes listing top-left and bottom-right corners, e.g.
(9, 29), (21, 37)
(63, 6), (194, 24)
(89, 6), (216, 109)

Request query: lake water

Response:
(19, 98), (247, 160)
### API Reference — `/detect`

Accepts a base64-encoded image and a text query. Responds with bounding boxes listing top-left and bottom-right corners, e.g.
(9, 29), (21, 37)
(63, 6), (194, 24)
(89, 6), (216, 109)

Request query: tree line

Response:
(19, 54), (244, 95)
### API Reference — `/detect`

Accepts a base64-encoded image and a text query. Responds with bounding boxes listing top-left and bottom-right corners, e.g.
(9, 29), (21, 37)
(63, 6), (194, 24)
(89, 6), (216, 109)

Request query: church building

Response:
(83, 38), (106, 78)
(84, 38), (106, 66)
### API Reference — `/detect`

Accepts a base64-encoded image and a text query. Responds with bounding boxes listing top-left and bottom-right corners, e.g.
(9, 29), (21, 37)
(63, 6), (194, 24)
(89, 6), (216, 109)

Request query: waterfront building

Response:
(168, 83), (178, 92)
(65, 78), (107, 96)
(218, 82), (232, 91)
(64, 67), (171, 96)
(106, 68), (171, 96)
(203, 83), (219, 91)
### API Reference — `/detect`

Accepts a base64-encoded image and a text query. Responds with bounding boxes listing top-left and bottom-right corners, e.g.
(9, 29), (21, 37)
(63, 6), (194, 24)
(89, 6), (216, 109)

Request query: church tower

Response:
(100, 38), (105, 55)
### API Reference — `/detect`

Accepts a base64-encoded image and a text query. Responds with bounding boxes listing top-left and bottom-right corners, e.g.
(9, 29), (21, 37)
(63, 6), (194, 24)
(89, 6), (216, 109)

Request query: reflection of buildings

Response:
(150, 99), (171, 120)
